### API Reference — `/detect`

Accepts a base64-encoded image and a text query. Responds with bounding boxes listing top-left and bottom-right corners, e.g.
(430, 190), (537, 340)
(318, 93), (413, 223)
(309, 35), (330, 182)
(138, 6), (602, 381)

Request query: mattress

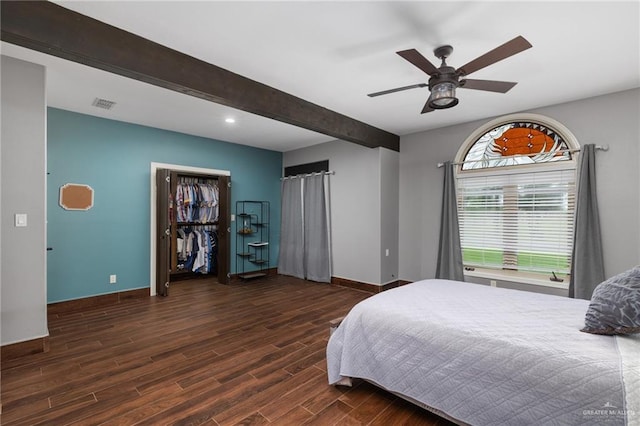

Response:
(327, 279), (640, 425)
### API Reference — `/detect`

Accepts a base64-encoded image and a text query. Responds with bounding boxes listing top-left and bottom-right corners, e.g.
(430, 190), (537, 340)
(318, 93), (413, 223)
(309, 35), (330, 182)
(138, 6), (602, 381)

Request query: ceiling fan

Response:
(368, 36), (532, 113)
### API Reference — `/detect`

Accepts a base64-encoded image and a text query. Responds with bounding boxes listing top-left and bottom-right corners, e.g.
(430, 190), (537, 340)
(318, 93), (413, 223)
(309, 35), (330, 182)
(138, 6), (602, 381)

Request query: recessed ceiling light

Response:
(225, 118), (236, 124)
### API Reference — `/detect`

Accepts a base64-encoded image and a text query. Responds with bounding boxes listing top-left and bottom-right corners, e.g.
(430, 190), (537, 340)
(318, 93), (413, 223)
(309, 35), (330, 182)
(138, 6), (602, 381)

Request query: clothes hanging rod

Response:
(437, 145), (609, 168)
(280, 171), (335, 180)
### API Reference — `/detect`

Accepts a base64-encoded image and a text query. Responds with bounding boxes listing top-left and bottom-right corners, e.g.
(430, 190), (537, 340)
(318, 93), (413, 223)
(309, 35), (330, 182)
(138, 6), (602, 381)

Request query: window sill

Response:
(463, 268), (569, 290)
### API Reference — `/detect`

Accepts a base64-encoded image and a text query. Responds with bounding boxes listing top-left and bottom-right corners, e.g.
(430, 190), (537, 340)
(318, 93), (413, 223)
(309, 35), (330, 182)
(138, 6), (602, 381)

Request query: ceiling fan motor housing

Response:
(428, 66), (459, 91)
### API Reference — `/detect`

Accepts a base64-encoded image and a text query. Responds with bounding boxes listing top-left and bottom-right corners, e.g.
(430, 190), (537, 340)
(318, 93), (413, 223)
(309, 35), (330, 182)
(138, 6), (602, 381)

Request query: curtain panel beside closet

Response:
(278, 173), (332, 282)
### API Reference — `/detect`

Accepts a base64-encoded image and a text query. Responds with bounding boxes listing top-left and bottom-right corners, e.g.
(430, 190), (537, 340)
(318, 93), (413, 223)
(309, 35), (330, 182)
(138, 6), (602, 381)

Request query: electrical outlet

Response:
(385, 249), (389, 257)
(490, 280), (497, 287)
(109, 274), (117, 284)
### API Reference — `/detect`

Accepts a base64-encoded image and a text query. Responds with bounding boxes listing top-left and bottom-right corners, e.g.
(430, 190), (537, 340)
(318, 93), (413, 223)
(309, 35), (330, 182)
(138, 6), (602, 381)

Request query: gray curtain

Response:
(278, 174), (332, 282)
(435, 161), (464, 281)
(569, 144), (605, 299)
(303, 174), (331, 282)
(278, 178), (304, 279)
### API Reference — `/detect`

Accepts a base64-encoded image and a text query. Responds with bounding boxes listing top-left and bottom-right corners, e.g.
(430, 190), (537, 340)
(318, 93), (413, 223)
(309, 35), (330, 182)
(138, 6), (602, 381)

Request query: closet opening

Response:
(150, 163), (231, 297)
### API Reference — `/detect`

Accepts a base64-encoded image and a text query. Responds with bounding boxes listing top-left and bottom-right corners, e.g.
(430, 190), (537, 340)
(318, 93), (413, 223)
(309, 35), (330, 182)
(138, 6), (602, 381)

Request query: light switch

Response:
(15, 213), (27, 227)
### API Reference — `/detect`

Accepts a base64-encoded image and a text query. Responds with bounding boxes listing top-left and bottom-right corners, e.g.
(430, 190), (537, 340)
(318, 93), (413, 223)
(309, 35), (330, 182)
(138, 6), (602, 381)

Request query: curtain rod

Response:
(437, 145), (609, 168)
(280, 170), (335, 180)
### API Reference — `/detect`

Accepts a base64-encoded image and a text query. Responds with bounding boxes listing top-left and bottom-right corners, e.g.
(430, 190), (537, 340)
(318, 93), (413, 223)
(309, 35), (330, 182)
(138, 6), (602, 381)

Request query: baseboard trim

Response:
(1, 336), (50, 362)
(331, 277), (407, 293)
(228, 271), (412, 293)
(48, 288), (150, 315)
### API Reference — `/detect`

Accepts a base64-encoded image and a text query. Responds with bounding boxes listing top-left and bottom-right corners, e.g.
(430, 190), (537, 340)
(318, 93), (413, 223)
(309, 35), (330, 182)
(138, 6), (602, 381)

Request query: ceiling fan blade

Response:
(460, 79), (517, 93)
(457, 36), (532, 76)
(397, 49), (439, 76)
(367, 83), (428, 97)
(421, 100), (435, 114)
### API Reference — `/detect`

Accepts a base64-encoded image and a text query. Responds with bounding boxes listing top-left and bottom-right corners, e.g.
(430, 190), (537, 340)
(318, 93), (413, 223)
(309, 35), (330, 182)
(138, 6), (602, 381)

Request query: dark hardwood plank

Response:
(340, 384), (398, 424)
(259, 370), (336, 422)
(234, 411), (270, 426)
(369, 396), (447, 426)
(301, 379), (350, 415)
(1, 275), (454, 426)
(303, 399), (352, 425)
(213, 366), (326, 425)
(269, 406), (314, 425)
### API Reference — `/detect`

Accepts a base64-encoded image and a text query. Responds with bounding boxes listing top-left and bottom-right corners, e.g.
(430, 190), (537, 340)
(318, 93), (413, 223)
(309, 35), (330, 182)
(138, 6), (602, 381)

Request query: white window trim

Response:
(455, 113), (579, 289)
(464, 268), (569, 290)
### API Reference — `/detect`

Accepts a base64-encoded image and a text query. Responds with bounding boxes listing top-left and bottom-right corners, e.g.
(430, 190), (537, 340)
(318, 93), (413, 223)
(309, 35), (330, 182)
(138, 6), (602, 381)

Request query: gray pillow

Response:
(581, 266), (640, 335)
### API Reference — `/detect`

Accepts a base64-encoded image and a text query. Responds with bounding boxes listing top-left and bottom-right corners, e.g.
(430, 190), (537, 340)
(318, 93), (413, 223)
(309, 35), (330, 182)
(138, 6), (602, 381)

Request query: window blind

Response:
(457, 169), (576, 274)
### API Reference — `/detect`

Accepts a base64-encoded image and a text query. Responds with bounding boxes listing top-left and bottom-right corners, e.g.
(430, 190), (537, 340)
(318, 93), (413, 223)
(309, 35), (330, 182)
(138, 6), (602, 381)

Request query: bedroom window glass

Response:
(455, 115), (578, 277)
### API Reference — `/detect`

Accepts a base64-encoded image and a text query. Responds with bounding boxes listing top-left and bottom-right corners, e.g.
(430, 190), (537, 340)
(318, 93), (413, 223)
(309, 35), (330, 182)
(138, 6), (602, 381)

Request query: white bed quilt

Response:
(327, 279), (640, 425)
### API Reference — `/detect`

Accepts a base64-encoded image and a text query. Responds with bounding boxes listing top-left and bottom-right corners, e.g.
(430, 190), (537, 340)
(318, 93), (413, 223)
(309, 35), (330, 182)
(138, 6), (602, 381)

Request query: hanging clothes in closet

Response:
(176, 227), (219, 274)
(175, 181), (219, 223)
(157, 168), (230, 292)
(174, 177), (220, 275)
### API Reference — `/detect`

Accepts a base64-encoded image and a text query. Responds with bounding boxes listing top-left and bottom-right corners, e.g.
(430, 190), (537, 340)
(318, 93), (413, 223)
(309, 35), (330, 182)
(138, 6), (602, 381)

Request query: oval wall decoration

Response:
(59, 183), (94, 211)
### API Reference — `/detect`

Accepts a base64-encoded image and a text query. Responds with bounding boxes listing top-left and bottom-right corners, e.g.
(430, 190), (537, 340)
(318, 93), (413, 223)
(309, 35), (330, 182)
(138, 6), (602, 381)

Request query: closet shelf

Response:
(248, 242), (269, 247)
(236, 200), (270, 280)
(238, 272), (267, 280)
(177, 221), (219, 226)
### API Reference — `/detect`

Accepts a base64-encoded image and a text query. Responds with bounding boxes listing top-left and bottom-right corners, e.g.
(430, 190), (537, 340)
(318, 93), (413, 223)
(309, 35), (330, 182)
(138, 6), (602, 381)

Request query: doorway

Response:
(150, 162), (231, 296)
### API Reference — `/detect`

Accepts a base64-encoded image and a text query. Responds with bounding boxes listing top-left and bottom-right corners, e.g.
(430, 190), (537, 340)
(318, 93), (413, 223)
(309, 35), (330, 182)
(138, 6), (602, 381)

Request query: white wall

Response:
(399, 88), (640, 283)
(284, 140), (399, 285)
(1, 56), (48, 345)
(379, 147), (399, 284)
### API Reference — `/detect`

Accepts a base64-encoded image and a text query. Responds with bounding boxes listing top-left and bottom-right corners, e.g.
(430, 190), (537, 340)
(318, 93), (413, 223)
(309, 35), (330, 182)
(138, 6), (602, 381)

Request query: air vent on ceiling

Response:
(92, 97), (116, 110)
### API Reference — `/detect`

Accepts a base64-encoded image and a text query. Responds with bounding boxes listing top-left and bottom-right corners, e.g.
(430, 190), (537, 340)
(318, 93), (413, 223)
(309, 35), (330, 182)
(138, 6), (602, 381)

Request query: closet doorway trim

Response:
(149, 162), (231, 296)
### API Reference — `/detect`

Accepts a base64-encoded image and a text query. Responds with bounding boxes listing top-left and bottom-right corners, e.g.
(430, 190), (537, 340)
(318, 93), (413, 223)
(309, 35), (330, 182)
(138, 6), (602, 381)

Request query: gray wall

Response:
(284, 141), (399, 285)
(380, 147), (399, 284)
(1, 56), (48, 345)
(399, 88), (640, 283)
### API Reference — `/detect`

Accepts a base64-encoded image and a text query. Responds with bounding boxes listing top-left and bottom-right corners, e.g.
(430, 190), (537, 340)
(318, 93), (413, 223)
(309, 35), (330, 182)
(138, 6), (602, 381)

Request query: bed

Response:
(327, 279), (640, 425)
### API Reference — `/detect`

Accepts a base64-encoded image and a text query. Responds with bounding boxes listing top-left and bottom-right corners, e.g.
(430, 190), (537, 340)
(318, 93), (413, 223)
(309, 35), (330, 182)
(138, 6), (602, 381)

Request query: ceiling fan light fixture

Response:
(386, 36), (531, 113)
(428, 82), (458, 109)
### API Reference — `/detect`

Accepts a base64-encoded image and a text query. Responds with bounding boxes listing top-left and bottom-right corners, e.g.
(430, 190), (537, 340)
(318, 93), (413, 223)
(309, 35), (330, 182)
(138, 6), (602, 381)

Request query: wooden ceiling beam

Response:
(1, 1), (399, 151)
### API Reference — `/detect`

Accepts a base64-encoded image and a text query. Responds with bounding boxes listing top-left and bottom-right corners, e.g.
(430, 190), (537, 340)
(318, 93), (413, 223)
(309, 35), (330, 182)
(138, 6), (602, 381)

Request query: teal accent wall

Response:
(47, 108), (282, 303)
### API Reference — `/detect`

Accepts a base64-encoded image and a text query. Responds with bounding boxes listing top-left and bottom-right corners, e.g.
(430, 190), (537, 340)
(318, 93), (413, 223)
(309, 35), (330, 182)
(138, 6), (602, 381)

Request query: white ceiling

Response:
(2, 1), (639, 152)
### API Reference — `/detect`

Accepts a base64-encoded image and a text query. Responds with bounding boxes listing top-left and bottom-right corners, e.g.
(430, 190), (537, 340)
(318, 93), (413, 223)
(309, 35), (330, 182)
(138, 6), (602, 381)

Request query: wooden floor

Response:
(1, 275), (455, 425)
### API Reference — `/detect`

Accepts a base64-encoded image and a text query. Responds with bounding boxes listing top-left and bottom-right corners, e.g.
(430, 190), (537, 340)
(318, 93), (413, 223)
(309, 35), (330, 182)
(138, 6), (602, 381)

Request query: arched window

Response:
(455, 114), (578, 282)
